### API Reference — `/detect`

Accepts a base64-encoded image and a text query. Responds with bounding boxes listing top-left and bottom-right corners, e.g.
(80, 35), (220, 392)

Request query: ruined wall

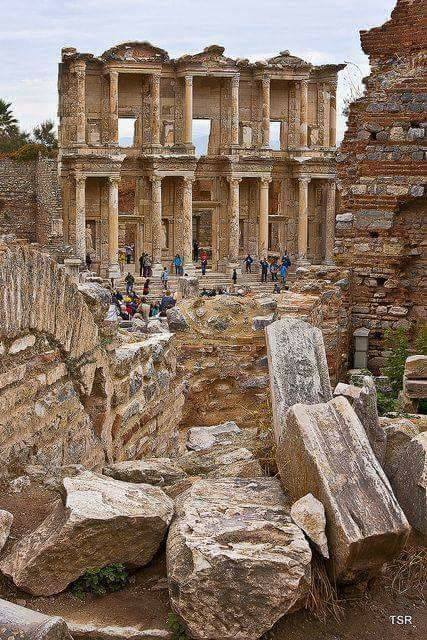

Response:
(0, 239), (184, 473)
(336, 0), (426, 370)
(0, 157), (63, 249)
(0, 160), (37, 241)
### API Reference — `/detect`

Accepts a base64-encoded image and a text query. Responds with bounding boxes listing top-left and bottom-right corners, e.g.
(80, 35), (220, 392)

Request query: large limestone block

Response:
(177, 445), (263, 479)
(0, 598), (72, 639)
(103, 459), (187, 486)
(404, 355), (427, 380)
(290, 494), (329, 559)
(0, 471), (174, 595)
(392, 432), (427, 535)
(334, 377), (386, 463)
(277, 396), (409, 583)
(382, 418), (420, 480)
(0, 509), (13, 552)
(167, 477), (312, 640)
(186, 421), (241, 451)
(266, 318), (332, 442)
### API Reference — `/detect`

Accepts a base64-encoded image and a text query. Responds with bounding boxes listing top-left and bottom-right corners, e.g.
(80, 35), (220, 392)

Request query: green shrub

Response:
(414, 323), (427, 356)
(71, 563), (128, 598)
(11, 142), (54, 162)
(167, 613), (189, 640)
(382, 327), (410, 395)
(376, 390), (398, 417)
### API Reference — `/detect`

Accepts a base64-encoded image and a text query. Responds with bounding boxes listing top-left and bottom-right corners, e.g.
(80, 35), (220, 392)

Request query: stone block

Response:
(167, 478), (312, 640)
(186, 421), (241, 451)
(382, 418), (420, 480)
(8, 334), (36, 354)
(266, 318), (332, 443)
(392, 433), (427, 535)
(0, 598), (73, 640)
(252, 314), (275, 331)
(276, 396), (409, 583)
(404, 378), (427, 399)
(0, 509), (13, 552)
(103, 459), (187, 486)
(405, 355), (427, 380)
(290, 493), (329, 558)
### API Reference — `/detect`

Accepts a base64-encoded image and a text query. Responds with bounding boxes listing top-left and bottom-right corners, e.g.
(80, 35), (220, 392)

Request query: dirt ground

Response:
(0, 479), (426, 640)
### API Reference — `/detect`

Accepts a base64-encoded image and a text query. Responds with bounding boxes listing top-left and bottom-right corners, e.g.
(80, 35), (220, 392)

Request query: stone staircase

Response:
(118, 264), (295, 302)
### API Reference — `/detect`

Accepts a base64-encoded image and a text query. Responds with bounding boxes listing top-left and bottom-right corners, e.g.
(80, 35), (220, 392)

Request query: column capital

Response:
(261, 74), (270, 85)
(183, 175), (195, 185)
(227, 176), (242, 185)
(298, 176), (311, 185)
(184, 75), (193, 86)
(149, 175), (163, 184)
(151, 73), (161, 84)
(260, 176), (272, 186)
(231, 74), (240, 88)
(75, 174), (86, 185)
(72, 60), (86, 74)
(300, 78), (309, 88)
(108, 175), (121, 186)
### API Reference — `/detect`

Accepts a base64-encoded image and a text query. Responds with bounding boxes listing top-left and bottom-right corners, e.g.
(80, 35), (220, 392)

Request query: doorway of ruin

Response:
(118, 117), (137, 147)
(193, 210), (213, 259)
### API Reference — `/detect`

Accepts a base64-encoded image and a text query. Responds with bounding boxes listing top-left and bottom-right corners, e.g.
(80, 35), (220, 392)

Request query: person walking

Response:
(143, 278), (150, 295)
(244, 254), (254, 273)
(260, 258), (269, 283)
(201, 255), (208, 276)
(270, 260), (279, 282)
(173, 254), (183, 275)
(232, 268), (238, 285)
(280, 262), (288, 285)
(161, 266), (169, 289)
(193, 239), (200, 262)
(145, 255), (152, 277)
(134, 296), (151, 322)
(125, 244), (132, 264)
(119, 251), (126, 274)
(139, 253), (145, 277)
(125, 272), (135, 295)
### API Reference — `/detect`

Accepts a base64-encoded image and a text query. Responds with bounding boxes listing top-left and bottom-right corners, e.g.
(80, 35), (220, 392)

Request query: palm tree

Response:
(0, 99), (18, 134)
(33, 119), (57, 149)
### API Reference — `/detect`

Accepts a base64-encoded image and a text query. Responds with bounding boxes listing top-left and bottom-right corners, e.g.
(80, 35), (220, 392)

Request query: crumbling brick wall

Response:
(36, 157), (63, 246)
(336, 0), (427, 371)
(0, 159), (37, 241)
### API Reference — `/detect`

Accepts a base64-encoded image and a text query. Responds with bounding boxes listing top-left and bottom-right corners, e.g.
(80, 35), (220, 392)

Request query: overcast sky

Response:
(1, 0), (396, 141)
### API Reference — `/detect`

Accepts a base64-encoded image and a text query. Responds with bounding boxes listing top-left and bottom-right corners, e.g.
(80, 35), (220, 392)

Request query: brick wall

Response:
(0, 159), (37, 241)
(336, 0), (427, 371)
(36, 157), (63, 246)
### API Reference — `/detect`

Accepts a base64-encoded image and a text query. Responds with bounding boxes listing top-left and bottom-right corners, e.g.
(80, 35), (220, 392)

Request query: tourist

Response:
(201, 287), (209, 297)
(273, 283), (281, 294)
(125, 272), (135, 295)
(193, 239), (200, 262)
(143, 278), (150, 295)
(161, 266), (169, 289)
(134, 296), (150, 322)
(201, 255), (208, 276)
(244, 254), (254, 273)
(150, 301), (160, 317)
(173, 254), (183, 275)
(270, 260), (279, 282)
(160, 289), (176, 315)
(232, 268), (238, 285)
(85, 253), (92, 270)
(145, 255), (152, 277)
(118, 251), (126, 274)
(125, 244), (133, 264)
(139, 253), (145, 277)
(281, 251), (291, 268)
(260, 258), (269, 283)
(280, 262), (288, 284)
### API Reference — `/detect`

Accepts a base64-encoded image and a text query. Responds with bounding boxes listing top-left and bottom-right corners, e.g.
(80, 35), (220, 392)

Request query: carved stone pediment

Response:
(176, 45), (238, 70)
(101, 41), (169, 63)
(266, 51), (312, 69)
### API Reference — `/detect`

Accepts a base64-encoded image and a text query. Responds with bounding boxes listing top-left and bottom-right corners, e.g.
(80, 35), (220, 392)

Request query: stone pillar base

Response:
(183, 262), (196, 276)
(152, 262), (163, 276)
(63, 258), (82, 284)
(323, 258), (335, 266)
(108, 263), (121, 282)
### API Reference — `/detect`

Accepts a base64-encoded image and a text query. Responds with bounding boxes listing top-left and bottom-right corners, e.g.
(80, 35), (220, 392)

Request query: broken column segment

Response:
(392, 432), (427, 536)
(277, 396), (409, 584)
(266, 317), (332, 442)
(0, 598), (72, 639)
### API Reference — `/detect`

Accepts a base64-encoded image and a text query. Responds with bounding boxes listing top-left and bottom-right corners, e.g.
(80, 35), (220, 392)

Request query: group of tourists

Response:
(250, 252), (291, 284)
(112, 270), (177, 322)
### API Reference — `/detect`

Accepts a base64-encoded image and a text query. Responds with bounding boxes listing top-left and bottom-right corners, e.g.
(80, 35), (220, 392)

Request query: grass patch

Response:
(71, 563), (129, 598)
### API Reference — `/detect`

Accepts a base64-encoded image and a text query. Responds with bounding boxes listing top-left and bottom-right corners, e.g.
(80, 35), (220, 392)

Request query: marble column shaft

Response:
(109, 70), (119, 145)
(151, 176), (163, 267)
(151, 74), (161, 146)
(261, 75), (270, 147)
(231, 74), (240, 146)
(108, 177), (120, 272)
(75, 175), (86, 262)
(74, 61), (86, 145)
(183, 177), (194, 268)
(184, 76), (193, 145)
(259, 177), (271, 258)
(297, 177), (311, 264)
(300, 80), (308, 147)
(228, 178), (241, 263)
(324, 180), (336, 264)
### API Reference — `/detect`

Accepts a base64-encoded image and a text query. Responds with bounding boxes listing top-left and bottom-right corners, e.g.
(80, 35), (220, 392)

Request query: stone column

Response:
(323, 83), (331, 147)
(324, 179), (336, 264)
(182, 177), (195, 273)
(108, 176), (121, 279)
(75, 175), (86, 263)
(261, 75), (270, 148)
(109, 70), (119, 145)
(183, 75), (193, 146)
(330, 82), (337, 147)
(259, 177), (271, 258)
(300, 79), (308, 147)
(150, 176), (163, 274)
(231, 74), (240, 147)
(297, 176), (311, 265)
(151, 73), (161, 147)
(228, 177), (241, 269)
(74, 61), (86, 145)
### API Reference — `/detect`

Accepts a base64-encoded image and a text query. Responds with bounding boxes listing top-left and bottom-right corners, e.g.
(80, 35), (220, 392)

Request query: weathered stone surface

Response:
(405, 355), (427, 380)
(0, 598), (73, 640)
(166, 307), (189, 331)
(382, 418), (420, 480)
(78, 282), (111, 325)
(404, 378), (427, 399)
(252, 314), (274, 331)
(0, 509), (13, 552)
(186, 421), (241, 451)
(0, 471), (174, 595)
(277, 396), (409, 583)
(68, 621), (171, 639)
(167, 477), (312, 640)
(103, 459), (187, 486)
(178, 276), (199, 299)
(392, 432), (427, 535)
(266, 318), (332, 442)
(290, 494), (329, 559)
(177, 445), (262, 479)
(334, 376), (386, 463)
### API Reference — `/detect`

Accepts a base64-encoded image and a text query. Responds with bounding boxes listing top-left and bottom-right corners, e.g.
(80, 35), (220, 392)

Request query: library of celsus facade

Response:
(58, 42), (344, 276)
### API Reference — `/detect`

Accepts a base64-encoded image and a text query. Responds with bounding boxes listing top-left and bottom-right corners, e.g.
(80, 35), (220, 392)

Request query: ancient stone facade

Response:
(336, 0), (427, 368)
(58, 43), (343, 277)
(0, 238), (184, 472)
